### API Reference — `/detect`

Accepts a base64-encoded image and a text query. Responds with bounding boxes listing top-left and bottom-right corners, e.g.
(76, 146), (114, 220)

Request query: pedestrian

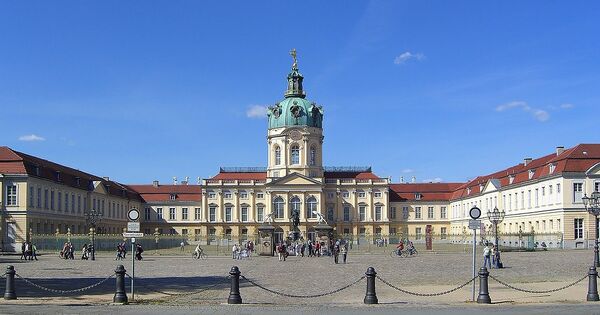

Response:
(135, 244), (144, 260)
(276, 243), (283, 261)
(333, 241), (340, 264)
(494, 245), (502, 268)
(31, 243), (38, 261)
(20, 242), (26, 260)
(180, 241), (185, 251)
(483, 243), (491, 269)
(341, 241), (348, 264)
(301, 243), (305, 257)
(82, 244), (89, 260)
(315, 242), (321, 257)
(232, 243), (238, 260)
(491, 244), (497, 268)
(25, 242), (33, 261)
(68, 242), (75, 259)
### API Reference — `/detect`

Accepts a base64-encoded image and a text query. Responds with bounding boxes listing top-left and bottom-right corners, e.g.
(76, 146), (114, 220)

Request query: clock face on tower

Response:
(290, 130), (302, 141)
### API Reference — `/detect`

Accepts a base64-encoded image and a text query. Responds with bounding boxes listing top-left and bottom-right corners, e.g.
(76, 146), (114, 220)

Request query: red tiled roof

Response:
(211, 172), (267, 180)
(389, 183), (462, 202)
(0, 146), (142, 201)
(324, 172), (380, 179)
(127, 184), (202, 202)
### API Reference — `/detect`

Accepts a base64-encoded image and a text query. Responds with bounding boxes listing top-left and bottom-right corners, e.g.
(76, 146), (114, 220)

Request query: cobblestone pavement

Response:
(0, 249), (595, 306)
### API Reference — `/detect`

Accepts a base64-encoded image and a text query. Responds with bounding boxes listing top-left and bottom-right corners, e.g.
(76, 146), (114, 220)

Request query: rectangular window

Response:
(29, 186), (34, 207)
(224, 192), (232, 199)
(327, 206), (334, 222)
(374, 192), (382, 198)
(83, 197), (87, 211)
(37, 188), (41, 208)
(257, 193), (264, 199)
(209, 207), (216, 222)
(195, 208), (201, 220)
(440, 206), (447, 219)
(50, 191), (55, 210)
(428, 206), (434, 219)
(169, 208), (176, 220)
(359, 206), (366, 221)
(241, 207), (248, 222)
(342, 191), (350, 198)
(71, 194), (75, 213)
(343, 206), (350, 222)
(182, 229), (188, 235)
(6, 184), (18, 206)
(225, 207), (232, 222)
(415, 207), (422, 219)
(390, 207), (397, 219)
(574, 218), (584, 239)
(557, 183), (561, 194)
(415, 227), (422, 240)
(358, 191), (366, 198)
(327, 192), (334, 199)
(527, 190), (532, 208)
(182, 208), (188, 220)
(402, 206), (409, 219)
(157, 208), (163, 220)
(441, 227), (447, 239)
(257, 206), (264, 222)
(44, 189), (49, 209)
(375, 206), (382, 221)
(573, 183), (583, 203)
(145, 207), (151, 221)
(240, 192), (248, 199)
(596, 182), (600, 192)
(208, 192), (216, 198)
(535, 189), (539, 207)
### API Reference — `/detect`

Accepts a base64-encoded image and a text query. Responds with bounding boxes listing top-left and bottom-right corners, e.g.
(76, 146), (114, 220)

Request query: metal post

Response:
(363, 267), (378, 304)
(113, 265), (128, 304)
(595, 215), (599, 268)
(476, 267), (491, 304)
(227, 266), (242, 304)
(472, 228), (477, 302)
(4, 266), (17, 300)
(587, 266), (599, 301)
(91, 227), (96, 261)
(131, 239), (135, 301)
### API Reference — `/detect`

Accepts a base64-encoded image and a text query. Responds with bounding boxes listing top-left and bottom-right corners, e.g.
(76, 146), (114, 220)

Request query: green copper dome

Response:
(267, 49), (323, 129)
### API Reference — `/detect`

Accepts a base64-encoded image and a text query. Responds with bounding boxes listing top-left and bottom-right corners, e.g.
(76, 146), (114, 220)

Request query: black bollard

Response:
(363, 267), (378, 304)
(4, 266), (17, 300)
(477, 267), (492, 304)
(587, 266), (599, 301)
(113, 265), (128, 304)
(227, 266), (242, 304)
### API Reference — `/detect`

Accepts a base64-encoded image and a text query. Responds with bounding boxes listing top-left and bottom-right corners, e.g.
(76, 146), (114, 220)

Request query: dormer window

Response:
(467, 188), (471, 195)
(415, 193), (422, 200)
(75, 177), (81, 186)
(479, 184), (484, 191)
(55, 171), (61, 181)
(528, 169), (535, 179)
(509, 175), (515, 185)
(170, 194), (177, 200)
(549, 163), (556, 174)
(35, 166), (40, 176)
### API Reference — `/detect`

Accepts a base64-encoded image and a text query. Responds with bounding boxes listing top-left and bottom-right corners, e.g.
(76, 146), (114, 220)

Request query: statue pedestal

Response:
(258, 225), (275, 256)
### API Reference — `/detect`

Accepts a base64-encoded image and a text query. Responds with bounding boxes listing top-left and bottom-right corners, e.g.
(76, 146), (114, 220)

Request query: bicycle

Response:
(192, 251), (208, 259)
(390, 248), (419, 258)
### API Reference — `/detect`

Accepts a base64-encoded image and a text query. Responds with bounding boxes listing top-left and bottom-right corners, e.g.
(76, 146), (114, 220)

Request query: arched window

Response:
(306, 196), (318, 218)
(274, 146), (281, 165)
(290, 196), (301, 216)
(273, 197), (285, 218)
(291, 145), (300, 165)
(310, 147), (316, 166)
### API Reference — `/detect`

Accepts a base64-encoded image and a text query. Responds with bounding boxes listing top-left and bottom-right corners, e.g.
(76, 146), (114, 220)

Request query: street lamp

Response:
(85, 209), (103, 261)
(583, 192), (600, 267)
(487, 206), (505, 249)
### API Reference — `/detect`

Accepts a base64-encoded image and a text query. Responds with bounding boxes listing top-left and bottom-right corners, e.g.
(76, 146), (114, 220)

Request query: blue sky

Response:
(2, 1), (600, 184)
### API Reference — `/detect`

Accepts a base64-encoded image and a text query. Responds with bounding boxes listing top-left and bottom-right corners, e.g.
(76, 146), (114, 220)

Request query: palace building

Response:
(1, 52), (600, 251)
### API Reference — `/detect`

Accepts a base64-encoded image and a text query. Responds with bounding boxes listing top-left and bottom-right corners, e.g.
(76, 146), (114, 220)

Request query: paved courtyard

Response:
(0, 248), (596, 308)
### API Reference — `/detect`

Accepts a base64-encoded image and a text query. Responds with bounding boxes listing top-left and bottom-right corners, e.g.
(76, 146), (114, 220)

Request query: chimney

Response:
(103, 176), (110, 181)
(173, 176), (178, 185)
(556, 146), (565, 156)
(152, 180), (159, 187)
(411, 176), (416, 183)
(184, 176), (190, 185)
(524, 158), (532, 166)
(197, 176), (201, 185)
(400, 176), (404, 183)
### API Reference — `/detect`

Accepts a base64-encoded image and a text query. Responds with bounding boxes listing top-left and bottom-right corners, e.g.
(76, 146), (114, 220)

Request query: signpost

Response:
(126, 208), (140, 301)
(469, 206), (482, 302)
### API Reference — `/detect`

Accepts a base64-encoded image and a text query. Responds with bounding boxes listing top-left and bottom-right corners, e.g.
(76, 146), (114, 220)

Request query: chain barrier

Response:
(126, 273), (230, 297)
(15, 273), (114, 294)
(240, 275), (365, 298)
(376, 275), (477, 297)
(488, 274), (588, 294)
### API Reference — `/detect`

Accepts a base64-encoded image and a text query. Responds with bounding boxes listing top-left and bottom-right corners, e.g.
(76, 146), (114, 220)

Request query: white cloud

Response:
(495, 101), (549, 122)
(401, 169), (414, 173)
(560, 103), (574, 109)
(422, 177), (443, 183)
(393, 52), (425, 65)
(246, 105), (268, 119)
(18, 134), (45, 141)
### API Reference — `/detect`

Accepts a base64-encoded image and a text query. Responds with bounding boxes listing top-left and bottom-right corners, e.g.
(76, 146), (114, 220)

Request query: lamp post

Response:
(487, 206), (505, 249)
(85, 209), (103, 261)
(583, 192), (600, 267)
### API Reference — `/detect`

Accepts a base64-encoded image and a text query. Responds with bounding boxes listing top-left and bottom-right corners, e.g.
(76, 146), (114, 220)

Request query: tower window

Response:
(275, 146), (281, 165)
(310, 147), (316, 166)
(291, 145), (300, 165)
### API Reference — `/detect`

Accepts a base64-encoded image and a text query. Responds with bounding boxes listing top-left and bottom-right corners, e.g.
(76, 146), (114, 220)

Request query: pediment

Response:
(92, 181), (108, 194)
(482, 179), (501, 194)
(267, 172), (323, 187)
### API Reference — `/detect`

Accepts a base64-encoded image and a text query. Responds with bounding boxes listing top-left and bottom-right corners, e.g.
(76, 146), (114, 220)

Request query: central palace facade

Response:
(1, 53), (600, 250)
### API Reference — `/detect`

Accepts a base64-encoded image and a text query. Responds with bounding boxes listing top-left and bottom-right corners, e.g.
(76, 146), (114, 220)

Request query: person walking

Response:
(135, 243), (144, 260)
(340, 241), (348, 264)
(180, 241), (185, 251)
(31, 243), (38, 261)
(232, 243), (238, 260)
(20, 242), (26, 260)
(82, 244), (89, 260)
(483, 243), (492, 269)
(333, 241), (340, 264)
(491, 244), (497, 268)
